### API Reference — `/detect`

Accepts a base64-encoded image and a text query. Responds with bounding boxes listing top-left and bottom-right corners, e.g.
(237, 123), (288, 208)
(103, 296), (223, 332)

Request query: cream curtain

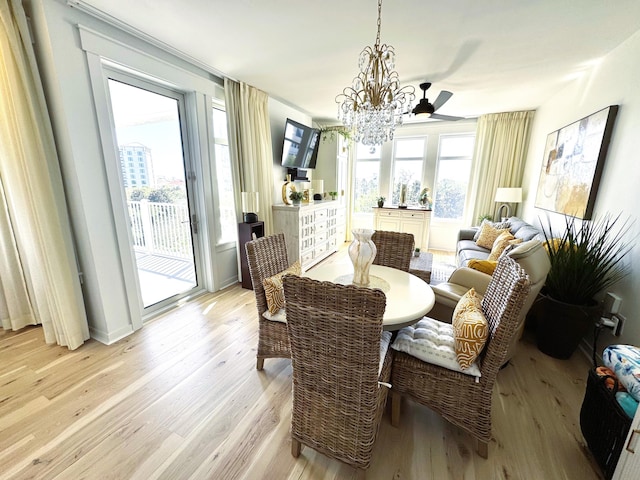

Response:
(467, 110), (535, 224)
(224, 78), (275, 235)
(0, 0), (89, 349)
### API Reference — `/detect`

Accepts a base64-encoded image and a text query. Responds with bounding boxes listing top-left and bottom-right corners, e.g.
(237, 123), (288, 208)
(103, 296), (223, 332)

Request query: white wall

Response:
(521, 30), (640, 349)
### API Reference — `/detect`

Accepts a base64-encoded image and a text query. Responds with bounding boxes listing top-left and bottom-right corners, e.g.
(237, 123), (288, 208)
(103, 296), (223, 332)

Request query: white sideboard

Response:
(273, 201), (346, 270)
(373, 207), (431, 250)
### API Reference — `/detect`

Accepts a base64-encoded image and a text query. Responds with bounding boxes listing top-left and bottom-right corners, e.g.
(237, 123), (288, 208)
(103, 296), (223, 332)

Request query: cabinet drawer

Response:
(378, 210), (402, 218)
(315, 242), (328, 256)
(301, 249), (314, 265)
(399, 210), (427, 219)
(315, 221), (327, 233)
(314, 208), (328, 222)
(315, 232), (327, 243)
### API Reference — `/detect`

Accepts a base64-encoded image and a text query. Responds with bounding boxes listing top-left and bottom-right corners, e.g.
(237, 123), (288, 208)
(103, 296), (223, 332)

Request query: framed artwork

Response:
(534, 105), (618, 219)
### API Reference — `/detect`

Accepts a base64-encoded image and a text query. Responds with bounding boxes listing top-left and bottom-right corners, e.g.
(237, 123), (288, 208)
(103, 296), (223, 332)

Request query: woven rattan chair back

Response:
(245, 233), (291, 370)
(371, 230), (415, 272)
(390, 255), (530, 458)
(283, 275), (391, 472)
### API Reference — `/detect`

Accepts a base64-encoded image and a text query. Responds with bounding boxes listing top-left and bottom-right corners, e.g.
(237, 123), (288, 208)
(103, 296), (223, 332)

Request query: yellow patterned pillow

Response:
(452, 290), (488, 369)
(475, 223), (509, 250)
(488, 231), (516, 261)
(468, 259), (498, 275)
(263, 261), (301, 314)
(452, 287), (482, 319)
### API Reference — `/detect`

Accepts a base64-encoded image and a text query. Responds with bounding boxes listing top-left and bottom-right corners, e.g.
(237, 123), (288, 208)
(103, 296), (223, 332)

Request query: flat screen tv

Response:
(281, 118), (320, 171)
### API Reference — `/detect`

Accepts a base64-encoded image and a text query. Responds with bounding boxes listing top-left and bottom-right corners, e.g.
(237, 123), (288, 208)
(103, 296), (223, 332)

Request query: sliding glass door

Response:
(107, 75), (200, 309)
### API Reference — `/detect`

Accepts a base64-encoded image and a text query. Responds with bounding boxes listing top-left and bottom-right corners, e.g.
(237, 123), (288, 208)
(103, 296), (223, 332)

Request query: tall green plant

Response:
(541, 214), (632, 305)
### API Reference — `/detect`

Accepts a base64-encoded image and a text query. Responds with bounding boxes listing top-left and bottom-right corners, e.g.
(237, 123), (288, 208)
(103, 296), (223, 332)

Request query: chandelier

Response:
(336, 0), (415, 147)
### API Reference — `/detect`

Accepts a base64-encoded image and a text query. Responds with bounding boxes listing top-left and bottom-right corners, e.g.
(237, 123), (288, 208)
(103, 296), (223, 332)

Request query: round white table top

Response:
(304, 263), (435, 331)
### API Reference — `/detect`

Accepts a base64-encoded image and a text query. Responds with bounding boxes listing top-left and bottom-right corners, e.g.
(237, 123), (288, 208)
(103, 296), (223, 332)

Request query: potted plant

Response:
(377, 196), (385, 208)
(289, 191), (304, 206)
(536, 213), (632, 359)
(329, 191), (338, 200)
(414, 247), (421, 257)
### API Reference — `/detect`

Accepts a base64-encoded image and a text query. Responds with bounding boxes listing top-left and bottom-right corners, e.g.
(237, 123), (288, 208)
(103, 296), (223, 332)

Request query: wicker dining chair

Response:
(371, 230), (415, 272)
(390, 255), (530, 458)
(282, 275), (393, 473)
(245, 233), (291, 370)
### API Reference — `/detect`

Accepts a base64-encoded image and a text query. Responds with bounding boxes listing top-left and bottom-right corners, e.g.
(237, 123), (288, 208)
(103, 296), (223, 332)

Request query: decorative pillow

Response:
(452, 287), (482, 319)
(475, 222), (510, 249)
(262, 260), (301, 314)
(391, 317), (482, 378)
(473, 219), (510, 242)
(468, 259), (498, 275)
(488, 231), (516, 261)
(452, 289), (488, 369)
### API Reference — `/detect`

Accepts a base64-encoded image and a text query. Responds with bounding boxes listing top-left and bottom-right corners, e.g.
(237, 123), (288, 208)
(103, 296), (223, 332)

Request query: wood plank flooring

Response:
(0, 252), (603, 479)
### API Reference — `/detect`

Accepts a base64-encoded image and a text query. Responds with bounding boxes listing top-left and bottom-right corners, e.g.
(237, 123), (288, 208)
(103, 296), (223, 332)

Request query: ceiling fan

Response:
(410, 82), (465, 121)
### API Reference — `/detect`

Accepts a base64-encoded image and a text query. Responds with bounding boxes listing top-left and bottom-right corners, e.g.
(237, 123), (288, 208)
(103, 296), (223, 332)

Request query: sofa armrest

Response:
(458, 228), (478, 242)
(447, 267), (492, 295)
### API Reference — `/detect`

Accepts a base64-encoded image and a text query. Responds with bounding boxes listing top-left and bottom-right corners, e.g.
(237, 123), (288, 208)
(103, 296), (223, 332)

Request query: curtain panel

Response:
(0, 0), (89, 349)
(468, 110), (535, 224)
(224, 78), (275, 235)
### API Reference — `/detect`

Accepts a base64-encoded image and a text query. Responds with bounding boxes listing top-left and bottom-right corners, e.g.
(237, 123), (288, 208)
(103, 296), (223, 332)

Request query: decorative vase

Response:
(348, 229), (377, 287)
(282, 174), (294, 205)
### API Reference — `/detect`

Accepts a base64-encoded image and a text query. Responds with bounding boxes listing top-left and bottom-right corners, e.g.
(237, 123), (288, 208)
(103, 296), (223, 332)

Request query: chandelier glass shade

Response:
(336, 0), (414, 147)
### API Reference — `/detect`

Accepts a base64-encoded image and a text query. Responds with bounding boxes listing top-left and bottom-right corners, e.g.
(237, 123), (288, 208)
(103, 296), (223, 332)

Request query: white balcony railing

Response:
(127, 200), (193, 259)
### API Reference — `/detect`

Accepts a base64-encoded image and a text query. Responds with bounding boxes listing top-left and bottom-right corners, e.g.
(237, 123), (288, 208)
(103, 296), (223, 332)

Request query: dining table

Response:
(304, 263), (435, 331)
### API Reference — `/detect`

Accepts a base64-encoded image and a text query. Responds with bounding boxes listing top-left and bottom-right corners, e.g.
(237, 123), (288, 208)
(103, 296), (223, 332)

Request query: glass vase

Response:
(348, 229), (377, 287)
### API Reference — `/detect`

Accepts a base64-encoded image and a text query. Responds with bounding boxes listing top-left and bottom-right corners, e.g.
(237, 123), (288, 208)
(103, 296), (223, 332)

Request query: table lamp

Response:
(241, 191), (259, 223)
(494, 187), (522, 220)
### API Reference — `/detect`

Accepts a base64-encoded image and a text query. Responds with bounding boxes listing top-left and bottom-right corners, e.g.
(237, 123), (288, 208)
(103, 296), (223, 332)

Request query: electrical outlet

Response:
(614, 314), (626, 336)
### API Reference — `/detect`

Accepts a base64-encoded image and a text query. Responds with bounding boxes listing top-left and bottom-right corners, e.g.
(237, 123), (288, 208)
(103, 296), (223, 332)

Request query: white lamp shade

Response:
(311, 179), (324, 194)
(494, 187), (522, 203)
(241, 191), (259, 213)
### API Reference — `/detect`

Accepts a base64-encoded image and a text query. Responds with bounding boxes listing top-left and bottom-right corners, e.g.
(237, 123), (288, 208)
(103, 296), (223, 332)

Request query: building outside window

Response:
(433, 134), (475, 220)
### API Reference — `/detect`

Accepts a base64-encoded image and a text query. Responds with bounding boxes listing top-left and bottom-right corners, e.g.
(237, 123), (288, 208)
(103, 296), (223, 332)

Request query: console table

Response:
(373, 206), (431, 250)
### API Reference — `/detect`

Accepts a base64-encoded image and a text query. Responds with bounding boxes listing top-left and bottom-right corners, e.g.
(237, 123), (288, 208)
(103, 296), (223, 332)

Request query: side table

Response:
(409, 252), (433, 284)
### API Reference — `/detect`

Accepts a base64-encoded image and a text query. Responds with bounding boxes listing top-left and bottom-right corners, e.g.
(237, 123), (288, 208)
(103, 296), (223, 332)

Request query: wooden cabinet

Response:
(238, 221), (265, 289)
(373, 207), (431, 250)
(272, 201), (346, 270)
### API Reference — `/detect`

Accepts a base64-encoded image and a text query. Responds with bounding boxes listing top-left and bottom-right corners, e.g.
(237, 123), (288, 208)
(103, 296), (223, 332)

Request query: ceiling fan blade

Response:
(432, 91), (453, 111)
(430, 112), (465, 121)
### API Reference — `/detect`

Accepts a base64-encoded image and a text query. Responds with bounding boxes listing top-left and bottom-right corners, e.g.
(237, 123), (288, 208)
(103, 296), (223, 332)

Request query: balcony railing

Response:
(127, 200), (193, 259)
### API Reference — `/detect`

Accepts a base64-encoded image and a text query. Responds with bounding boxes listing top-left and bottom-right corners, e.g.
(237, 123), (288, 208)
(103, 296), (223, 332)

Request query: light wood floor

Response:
(0, 253), (603, 480)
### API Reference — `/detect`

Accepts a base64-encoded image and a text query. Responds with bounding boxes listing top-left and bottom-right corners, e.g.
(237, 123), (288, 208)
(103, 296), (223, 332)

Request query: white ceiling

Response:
(77, 0), (640, 124)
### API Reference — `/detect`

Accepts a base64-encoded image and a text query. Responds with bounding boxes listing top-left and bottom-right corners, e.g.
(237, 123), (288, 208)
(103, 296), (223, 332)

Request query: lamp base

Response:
(243, 213), (258, 223)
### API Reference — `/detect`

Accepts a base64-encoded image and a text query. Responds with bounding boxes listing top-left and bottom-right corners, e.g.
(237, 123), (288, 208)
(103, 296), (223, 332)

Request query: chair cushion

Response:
(475, 222), (510, 249)
(263, 260), (301, 314)
(452, 289), (488, 369)
(391, 317), (482, 378)
(468, 259), (498, 275)
(262, 308), (287, 323)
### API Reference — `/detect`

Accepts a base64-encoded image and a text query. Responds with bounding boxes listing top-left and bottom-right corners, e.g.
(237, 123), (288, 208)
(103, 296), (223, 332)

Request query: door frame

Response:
(93, 66), (207, 326)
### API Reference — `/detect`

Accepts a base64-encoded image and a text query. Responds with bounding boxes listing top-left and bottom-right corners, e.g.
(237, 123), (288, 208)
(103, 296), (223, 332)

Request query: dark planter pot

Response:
(536, 294), (601, 359)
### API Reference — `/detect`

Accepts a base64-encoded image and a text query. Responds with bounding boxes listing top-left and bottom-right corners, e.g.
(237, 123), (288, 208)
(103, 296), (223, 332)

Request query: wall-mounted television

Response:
(281, 118), (320, 180)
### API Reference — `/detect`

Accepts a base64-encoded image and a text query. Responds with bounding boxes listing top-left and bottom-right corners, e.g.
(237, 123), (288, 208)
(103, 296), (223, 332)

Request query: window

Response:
(353, 143), (381, 213)
(433, 134), (475, 220)
(211, 103), (236, 244)
(391, 137), (426, 205)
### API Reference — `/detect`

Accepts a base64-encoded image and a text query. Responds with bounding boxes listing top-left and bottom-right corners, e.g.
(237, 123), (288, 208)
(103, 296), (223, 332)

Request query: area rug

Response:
(429, 261), (456, 285)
